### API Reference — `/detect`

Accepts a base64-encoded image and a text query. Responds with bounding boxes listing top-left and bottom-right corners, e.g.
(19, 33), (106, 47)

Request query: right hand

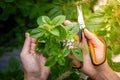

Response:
(79, 28), (107, 78)
(64, 20), (119, 80)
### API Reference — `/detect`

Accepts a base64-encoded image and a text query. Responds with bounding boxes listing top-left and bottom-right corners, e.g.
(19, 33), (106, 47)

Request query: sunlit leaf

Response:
(51, 15), (65, 26)
(30, 28), (45, 38)
(50, 28), (60, 36)
(62, 47), (70, 57)
(37, 16), (51, 25)
(72, 48), (83, 62)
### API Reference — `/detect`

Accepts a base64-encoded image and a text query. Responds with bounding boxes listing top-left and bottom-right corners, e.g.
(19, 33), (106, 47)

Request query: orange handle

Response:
(72, 34), (106, 68)
(72, 62), (82, 69)
(89, 36), (106, 65)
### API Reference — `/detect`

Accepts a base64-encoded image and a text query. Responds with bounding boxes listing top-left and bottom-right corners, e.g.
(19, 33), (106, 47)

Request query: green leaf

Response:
(66, 22), (80, 38)
(58, 57), (65, 66)
(71, 26), (79, 36)
(45, 56), (56, 67)
(68, 22), (79, 35)
(57, 26), (67, 40)
(50, 28), (60, 36)
(51, 15), (65, 26)
(62, 47), (70, 57)
(72, 49), (83, 62)
(30, 28), (45, 38)
(37, 16), (43, 25)
(42, 16), (51, 24)
(37, 16), (51, 25)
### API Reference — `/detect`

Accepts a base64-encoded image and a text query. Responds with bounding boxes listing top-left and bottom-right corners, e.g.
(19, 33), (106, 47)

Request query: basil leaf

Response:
(37, 16), (51, 25)
(37, 16), (43, 25)
(72, 48), (83, 62)
(45, 56), (56, 67)
(42, 16), (51, 23)
(30, 28), (44, 38)
(71, 26), (79, 36)
(51, 15), (65, 26)
(57, 26), (67, 40)
(67, 22), (79, 35)
(58, 57), (65, 66)
(50, 28), (60, 36)
(67, 22), (79, 30)
(62, 47), (70, 57)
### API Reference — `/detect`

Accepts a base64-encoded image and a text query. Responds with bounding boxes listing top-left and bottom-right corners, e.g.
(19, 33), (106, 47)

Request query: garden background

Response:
(0, 0), (120, 80)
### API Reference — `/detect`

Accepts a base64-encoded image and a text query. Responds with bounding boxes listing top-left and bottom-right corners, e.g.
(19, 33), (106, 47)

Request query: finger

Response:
(82, 33), (87, 45)
(31, 38), (37, 43)
(29, 43), (36, 54)
(21, 32), (31, 54)
(84, 29), (96, 41)
(68, 54), (82, 68)
(84, 29), (105, 63)
(82, 33), (89, 55)
(64, 20), (71, 26)
(40, 54), (50, 79)
(30, 43), (36, 51)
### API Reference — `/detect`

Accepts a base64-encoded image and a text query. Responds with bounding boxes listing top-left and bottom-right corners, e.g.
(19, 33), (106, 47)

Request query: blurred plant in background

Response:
(0, 0), (53, 55)
(0, 0), (120, 79)
(0, 57), (23, 80)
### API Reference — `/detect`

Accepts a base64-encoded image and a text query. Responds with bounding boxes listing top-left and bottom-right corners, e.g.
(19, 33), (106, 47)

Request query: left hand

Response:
(20, 33), (50, 80)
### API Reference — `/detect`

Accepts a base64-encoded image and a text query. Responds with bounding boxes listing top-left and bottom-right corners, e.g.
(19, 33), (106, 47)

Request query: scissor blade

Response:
(77, 5), (86, 29)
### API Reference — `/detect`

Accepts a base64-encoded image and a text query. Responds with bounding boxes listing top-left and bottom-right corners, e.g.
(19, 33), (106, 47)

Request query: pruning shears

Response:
(73, 5), (106, 69)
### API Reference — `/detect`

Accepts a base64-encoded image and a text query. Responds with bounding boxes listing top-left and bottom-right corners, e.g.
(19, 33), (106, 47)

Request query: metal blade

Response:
(77, 5), (86, 29)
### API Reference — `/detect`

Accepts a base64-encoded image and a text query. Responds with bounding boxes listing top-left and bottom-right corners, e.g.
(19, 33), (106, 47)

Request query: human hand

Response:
(20, 33), (50, 80)
(64, 20), (120, 80)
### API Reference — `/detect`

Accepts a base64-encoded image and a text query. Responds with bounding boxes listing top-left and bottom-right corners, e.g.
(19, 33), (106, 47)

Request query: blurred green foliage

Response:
(0, 0), (53, 55)
(0, 57), (23, 80)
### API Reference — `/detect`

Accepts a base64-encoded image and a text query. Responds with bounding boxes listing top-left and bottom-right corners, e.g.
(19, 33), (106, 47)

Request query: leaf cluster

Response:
(30, 15), (83, 79)
(0, 0), (98, 55)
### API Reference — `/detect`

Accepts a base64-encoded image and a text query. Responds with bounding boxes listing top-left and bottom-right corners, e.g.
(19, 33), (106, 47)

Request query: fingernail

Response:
(84, 28), (88, 32)
(64, 20), (71, 25)
(84, 28), (90, 34)
(25, 32), (29, 38)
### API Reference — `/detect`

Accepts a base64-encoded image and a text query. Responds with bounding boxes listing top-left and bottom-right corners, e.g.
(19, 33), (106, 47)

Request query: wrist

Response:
(24, 72), (41, 80)
(94, 63), (120, 80)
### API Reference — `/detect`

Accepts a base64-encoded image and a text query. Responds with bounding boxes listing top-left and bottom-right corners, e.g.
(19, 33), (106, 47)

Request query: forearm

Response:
(24, 72), (48, 80)
(24, 73), (41, 80)
(94, 65), (120, 80)
(24, 71), (49, 80)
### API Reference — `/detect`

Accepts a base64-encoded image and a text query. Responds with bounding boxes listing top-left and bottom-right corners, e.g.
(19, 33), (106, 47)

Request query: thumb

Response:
(84, 29), (96, 40)
(84, 29), (102, 47)
(64, 20), (71, 26)
(21, 32), (31, 54)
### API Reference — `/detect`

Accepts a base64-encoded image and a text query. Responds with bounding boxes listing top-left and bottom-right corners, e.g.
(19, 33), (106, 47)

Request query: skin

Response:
(64, 20), (120, 80)
(20, 33), (50, 80)
(20, 20), (120, 80)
